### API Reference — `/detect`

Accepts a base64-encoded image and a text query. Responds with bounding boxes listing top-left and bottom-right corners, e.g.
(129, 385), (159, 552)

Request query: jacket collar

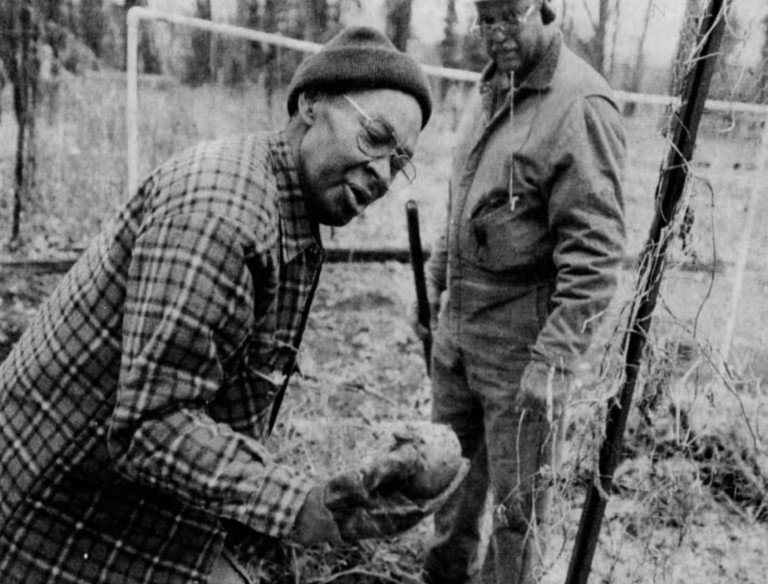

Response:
(268, 131), (322, 265)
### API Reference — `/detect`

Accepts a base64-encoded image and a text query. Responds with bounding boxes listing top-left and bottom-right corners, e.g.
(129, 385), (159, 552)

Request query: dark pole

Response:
(11, 2), (38, 246)
(406, 200), (432, 375)
(565, 1), (731, 582)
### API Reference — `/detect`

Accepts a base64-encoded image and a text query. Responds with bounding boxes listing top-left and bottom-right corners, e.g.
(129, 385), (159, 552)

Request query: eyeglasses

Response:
(472, 3), (537, 36)
(341, 94), (417, 189)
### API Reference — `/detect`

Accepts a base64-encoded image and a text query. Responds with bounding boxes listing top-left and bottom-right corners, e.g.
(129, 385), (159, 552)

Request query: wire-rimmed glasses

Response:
(341, 94), (417, 191)
(472, 3), (537, 36)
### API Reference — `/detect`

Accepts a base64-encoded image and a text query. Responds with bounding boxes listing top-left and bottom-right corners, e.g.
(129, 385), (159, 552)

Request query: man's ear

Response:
(297, 92), (319, 125)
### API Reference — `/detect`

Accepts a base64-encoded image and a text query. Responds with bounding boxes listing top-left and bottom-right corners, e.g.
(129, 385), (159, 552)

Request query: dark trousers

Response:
(423, 325), (562, 584)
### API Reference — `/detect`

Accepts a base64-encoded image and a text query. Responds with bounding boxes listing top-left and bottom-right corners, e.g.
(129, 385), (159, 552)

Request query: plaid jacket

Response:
(0, 132), (323, 583)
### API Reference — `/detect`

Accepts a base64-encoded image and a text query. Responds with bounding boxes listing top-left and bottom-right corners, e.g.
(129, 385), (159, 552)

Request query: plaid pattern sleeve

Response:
(111, 211), (313, 538)
(0, 133), (321, 583)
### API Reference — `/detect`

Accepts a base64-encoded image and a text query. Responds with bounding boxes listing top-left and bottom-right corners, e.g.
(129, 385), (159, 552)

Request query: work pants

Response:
(423, 325), (561, 584)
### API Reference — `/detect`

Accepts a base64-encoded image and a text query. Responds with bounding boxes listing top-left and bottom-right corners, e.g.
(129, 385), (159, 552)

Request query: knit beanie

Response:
(474, 1), (557, 25)
(286, 26), (433, 128)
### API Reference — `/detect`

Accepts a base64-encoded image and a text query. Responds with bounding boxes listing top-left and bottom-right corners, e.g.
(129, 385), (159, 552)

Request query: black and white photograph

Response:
(1, 1), (767, 582)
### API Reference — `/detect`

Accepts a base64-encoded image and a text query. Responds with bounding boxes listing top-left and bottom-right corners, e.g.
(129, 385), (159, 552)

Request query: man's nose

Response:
(489, 25), (512, 42)
(366, 156), (392, 186)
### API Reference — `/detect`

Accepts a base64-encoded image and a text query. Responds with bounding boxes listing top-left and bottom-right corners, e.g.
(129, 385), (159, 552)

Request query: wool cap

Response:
(286, 26), (433, 128)
(474, 0), (556, 25)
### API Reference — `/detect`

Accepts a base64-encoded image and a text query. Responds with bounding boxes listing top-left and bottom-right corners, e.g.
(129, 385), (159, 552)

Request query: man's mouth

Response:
(347, 183), (374, 208)
(496, 44), (518, 58)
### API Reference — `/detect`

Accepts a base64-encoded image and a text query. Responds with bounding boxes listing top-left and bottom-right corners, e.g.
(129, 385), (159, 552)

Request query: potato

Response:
(388, 421), (464, 499)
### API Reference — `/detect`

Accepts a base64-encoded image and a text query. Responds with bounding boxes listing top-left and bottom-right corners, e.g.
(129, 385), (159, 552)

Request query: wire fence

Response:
(122, 8), (768, 364)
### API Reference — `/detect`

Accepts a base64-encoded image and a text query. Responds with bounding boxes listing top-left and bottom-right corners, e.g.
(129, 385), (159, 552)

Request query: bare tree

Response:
(384, 0), (412, 52)
(441, 0), (459, 68)
(623, 0), (654, 116)
(591, 0), (613, 76)
(323, 1), (343, 42)
(236, 0), (262, 81)
(63, 0), (78, 36)
(0, 1), (40, 247)
(262, 0), (280, 109)
(79, 0), (104, 58)
(304, 0), (327, 43)
(711, 10), (746, 102)
(669, 0), (701, 95)
(184, 0), (212, 85)
(439, 0), (459, 99)
(759, 10), (768, 103)
(560, 0), (618, 78)
(38, 0), (62, 24)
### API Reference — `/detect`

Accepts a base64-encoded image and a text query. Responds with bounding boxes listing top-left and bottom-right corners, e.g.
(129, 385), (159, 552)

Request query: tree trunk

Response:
(760, 12), (768, 103)
(40, 0), (63, 24)
(385, 0), (412, 52)
(184, 0), (212, 85)
(623, 0), (654, 116)
(608, 1), (621, 80)
(592, 0), (609, 76)
(262, 0), (278, 109)
(561, 0), (616, 78)
(237, 0), (262, 81)
(63, 0), (79, 39)
(9, 2), (39, 247)
(80, 0), (105, 58)
(669, 0), (701, 95)
(304, 0), (327, 43)
(439, 0), (459, 101)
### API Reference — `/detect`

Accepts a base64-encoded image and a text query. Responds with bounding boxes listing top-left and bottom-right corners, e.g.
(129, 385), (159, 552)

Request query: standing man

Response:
(0, 27), (451, 584)
(419, 1), (626, 583)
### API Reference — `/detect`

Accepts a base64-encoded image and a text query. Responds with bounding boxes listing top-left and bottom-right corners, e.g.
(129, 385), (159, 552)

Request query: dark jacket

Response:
(428, 33), (626, 370)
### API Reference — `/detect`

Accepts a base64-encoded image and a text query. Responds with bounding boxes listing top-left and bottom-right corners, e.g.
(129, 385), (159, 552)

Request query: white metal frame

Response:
(126, 7), (768, 193)
(126, 6), (768, 361)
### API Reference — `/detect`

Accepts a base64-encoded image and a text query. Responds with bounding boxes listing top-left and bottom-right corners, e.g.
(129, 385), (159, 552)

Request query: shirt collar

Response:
(268, 131), (322, 264)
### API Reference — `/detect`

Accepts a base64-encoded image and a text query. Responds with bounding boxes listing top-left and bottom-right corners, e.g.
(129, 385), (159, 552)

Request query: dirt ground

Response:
(1, 260), (767, 583)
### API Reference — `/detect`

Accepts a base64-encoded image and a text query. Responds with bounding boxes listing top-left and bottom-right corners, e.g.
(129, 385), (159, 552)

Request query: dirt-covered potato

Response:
(387, 421), (464, 499)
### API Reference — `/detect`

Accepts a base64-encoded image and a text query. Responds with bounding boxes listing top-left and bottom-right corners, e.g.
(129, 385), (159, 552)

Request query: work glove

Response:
(517, 360), (573, 419)
(291, 450), (469, 546)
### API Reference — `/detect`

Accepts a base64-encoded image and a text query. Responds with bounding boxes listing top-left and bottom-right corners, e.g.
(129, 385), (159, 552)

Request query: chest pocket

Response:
(209, 347), (280, 438)
(207, 244), (286, 439)
(467, 188), (552, 272)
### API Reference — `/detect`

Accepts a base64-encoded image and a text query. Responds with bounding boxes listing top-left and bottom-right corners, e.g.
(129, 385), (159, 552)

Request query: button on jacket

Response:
(428, 33), (626, 369)
(0, 132), (322, 583)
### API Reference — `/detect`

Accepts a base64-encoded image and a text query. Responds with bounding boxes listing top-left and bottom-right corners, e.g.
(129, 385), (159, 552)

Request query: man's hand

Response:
(291, 450), (468, 545)
(517, 360), (573, 417)
(330, 453), (468, 542)
(289, 485), (344, 547)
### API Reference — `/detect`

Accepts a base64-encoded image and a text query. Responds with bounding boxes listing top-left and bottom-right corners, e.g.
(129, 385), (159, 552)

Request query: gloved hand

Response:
(517, 360), (573, 415)
(291, 451), (469, 546)
(333, 453), (469, 542)
(290, 481), (345, 547)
